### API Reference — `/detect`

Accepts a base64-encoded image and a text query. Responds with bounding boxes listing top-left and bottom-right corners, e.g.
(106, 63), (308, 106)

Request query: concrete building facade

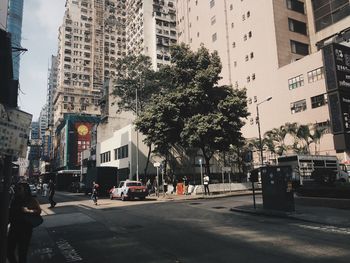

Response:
(47, 55), (58, 127)
(6, 0), (24, 80)
(0, 0), (8, 30)
(176, 0), (350, 162)
(53, 0), (127, 129)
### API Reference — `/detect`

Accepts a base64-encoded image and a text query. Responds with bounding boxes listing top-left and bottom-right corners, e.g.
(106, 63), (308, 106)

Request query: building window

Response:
(245, 55), (249, 61)
(311, 94), (327, 109)
(286, 0), (305, 14)
(290, 99), (307, 114)
(234, 61), (237, 67)
(250, 52), (254, 59)
(115, 145), (128, 160)
(315, 121), (331, 134)
(212, 33), (217, 42)
(231, 22), (234, 28)
(290, 40), (309, 55)
(288, 18), (307, 35)
(211, 16), (216, 25)
(230, 4), (233, 10)
(307, 67), (324, 83)
(312, 0), (349, 31)
(210, 0), (215, 8)
(252, 73), (256, 80)
(243, 34), (247, 41)
(232, 42), (236, 48)
(248, 31), (252, 38)
(250, 118), (254, 125)
(247, 11), (250, 17)
(288, 74), (304, 90)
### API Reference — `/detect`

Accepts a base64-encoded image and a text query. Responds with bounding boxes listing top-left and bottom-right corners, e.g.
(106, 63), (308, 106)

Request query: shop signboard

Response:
(323, 43), (350, 151)
(0, 104), (32, 157)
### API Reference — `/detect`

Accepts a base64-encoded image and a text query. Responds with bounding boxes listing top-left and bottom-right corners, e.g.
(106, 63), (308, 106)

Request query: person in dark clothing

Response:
(7, 183), (41, 263)
(48, 180), (56, 208)
(172, 177), (177, 194)
(91, 181), (99, 205)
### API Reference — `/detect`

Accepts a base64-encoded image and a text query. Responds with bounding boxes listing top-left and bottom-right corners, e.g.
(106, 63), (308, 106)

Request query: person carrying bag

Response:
(7, 183), (42, 263)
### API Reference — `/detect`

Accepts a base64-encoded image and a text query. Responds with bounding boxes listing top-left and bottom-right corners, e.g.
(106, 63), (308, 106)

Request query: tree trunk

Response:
(143, 144), (152, 179)
(201, 147), (212, 176)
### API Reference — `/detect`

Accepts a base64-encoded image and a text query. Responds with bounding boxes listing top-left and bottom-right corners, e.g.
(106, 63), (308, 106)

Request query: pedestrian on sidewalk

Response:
(172, 176), (177, 194)
(91, 181), (99, 205)
(183, 176), (189, 195)
(48, 180), (56, 208)
(7, 183), (42, 263)
(203, 174), (210, 195)
(42, 182), (48, 197)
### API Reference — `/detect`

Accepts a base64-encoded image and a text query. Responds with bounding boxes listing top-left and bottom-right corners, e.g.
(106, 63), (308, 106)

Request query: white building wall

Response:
(176, 0), (349, 156)
(97, 124), (156, 179)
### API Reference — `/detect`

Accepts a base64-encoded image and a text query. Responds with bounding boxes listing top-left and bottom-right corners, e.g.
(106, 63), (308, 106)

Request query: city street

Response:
(28, 192), (350, 263)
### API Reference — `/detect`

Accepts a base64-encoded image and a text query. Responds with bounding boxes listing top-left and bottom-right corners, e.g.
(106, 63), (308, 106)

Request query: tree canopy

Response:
(135, 44), (249, 175)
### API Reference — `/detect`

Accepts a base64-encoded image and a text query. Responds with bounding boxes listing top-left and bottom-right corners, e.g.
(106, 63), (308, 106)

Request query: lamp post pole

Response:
(199, 158), (203, 195)
(136, 87), (139, 182)
(256, 97), (272, 166)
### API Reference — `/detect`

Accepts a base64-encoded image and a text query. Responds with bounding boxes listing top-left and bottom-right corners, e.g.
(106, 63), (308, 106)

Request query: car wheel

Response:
(110, 194), (114, 200)
(121, 193), (126, 201)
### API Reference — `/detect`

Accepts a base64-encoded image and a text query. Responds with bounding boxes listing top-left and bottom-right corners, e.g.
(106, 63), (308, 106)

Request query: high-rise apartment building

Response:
(38, 104), (48, 139)
(125, 0), (177, 70)
(98, 0), (177, 140)
(53, 0), (127, 128)
(0, 0), (8, 30)
(47, 55), (58, 126)
(176, 0), (349, 158)
(7, 0), (24, 80)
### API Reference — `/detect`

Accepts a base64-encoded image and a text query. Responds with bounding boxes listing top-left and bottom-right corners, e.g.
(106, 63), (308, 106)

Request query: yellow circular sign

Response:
(77, 124), (89, 136)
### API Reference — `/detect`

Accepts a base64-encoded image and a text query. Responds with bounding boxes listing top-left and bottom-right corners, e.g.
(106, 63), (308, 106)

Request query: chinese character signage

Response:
(323, 43), (350, 151)
(0, 105), (32, 157)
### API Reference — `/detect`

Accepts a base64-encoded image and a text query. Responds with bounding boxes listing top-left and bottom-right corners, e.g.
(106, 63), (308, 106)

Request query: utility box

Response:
(260, 166), (295, 212)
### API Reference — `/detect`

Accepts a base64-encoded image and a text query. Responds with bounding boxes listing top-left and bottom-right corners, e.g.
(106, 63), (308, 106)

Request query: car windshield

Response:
(126, 182), (141, 186)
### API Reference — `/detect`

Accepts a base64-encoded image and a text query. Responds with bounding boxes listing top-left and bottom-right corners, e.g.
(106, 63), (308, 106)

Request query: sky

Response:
(19, 0), (66, 120)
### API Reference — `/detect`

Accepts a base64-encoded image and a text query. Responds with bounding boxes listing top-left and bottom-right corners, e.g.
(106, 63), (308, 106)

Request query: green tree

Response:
(112, 54), (173, 177)
(136, 44), (249, 176)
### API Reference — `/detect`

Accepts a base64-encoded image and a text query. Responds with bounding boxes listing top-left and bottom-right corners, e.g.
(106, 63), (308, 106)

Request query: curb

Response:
(156, 191), (260, 202)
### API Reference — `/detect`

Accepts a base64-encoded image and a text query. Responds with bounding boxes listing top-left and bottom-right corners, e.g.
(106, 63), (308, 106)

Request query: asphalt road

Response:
(29, 192), (350, 263)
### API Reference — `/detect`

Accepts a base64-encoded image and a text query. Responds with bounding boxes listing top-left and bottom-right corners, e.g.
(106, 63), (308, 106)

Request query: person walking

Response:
(203, 174), (210, 195)
(172, 176), (177, 194)
(42, 182), (48, 197)
(182, 176), (189, 195)
(7, 183), (42, 263)
(48, 180), (56, 208)
(91, 181), (99, 205)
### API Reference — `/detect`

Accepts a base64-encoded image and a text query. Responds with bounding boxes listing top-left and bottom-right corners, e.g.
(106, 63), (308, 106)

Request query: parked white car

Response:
(110, 180), (148, 201)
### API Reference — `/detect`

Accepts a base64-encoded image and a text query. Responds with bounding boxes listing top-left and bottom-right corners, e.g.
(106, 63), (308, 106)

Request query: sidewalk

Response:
(231, 199), (350, 228)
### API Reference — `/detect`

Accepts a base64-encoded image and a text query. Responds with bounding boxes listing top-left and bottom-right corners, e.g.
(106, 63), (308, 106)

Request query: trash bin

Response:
(260, 166), (295, 212)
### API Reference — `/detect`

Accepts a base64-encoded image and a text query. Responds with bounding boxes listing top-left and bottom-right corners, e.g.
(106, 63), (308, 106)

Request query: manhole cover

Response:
(212, 206), (227, 209)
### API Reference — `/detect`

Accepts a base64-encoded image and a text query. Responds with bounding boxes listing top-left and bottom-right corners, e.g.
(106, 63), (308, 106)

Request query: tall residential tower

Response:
(176, 0), (350, 159)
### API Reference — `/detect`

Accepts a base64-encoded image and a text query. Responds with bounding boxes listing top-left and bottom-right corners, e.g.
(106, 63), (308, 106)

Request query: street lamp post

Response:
(199, 158), (203, 195)
(256, 96), (272, 166)
(135, 87), (139, 182)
